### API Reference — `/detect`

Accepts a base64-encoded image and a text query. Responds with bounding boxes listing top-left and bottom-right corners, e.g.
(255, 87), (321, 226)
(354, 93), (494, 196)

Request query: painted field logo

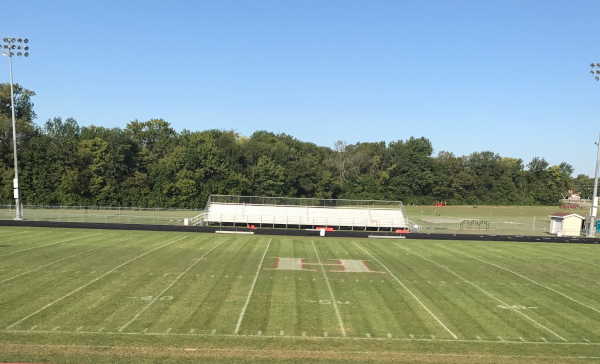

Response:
(269, 257), (314, 271)
(269, 258), (382, 273)
(331, 259), (381, 273)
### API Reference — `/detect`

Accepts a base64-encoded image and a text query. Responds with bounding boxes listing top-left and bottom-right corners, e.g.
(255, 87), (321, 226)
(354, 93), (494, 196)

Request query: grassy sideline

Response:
(0, 227), (599, 363)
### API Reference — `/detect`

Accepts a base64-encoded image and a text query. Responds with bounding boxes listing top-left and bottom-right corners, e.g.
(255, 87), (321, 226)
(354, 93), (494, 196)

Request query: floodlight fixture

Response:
(1, 36), (31, 220)
(592, 63), (600, 81)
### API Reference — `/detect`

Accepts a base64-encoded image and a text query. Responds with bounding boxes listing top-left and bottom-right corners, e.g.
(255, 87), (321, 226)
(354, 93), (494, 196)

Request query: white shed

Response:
(549, 213), (585, 237)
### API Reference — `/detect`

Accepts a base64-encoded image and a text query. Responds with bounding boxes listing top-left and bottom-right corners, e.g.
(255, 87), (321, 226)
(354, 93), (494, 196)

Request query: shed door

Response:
(550, 218), (562, 234)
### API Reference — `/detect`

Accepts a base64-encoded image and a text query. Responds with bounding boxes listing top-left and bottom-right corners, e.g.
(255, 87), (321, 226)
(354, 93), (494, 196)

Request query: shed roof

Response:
(549, 212), (585, 219)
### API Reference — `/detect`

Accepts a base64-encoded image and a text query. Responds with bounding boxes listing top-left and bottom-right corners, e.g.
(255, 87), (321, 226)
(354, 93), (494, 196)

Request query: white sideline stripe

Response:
(352, 241), (457, 340)
(6, 235), (189, 330)
(312, 240), (347, 337)
(234, 238), (272, 334)
(368, 235), (406, 239)
(0, 246), (104, 284)
(4, 328), (598, 346)
(216, 230), (254, 235)
(440, 245), (600, 316)
(118, 238), (227, 332)
(396, 244), (568, 342)
(0, 233), (101, 257)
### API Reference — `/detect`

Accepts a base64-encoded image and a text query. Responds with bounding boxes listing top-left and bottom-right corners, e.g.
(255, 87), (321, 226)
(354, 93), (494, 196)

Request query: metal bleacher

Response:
(202, 195), (408, 231)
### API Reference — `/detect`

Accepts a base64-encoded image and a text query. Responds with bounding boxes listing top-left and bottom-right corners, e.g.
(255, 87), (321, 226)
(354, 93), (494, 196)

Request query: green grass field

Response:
(1, 227), (599, 363)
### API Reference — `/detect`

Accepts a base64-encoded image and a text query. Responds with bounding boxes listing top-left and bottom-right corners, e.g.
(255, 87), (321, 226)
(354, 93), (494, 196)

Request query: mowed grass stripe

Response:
(528, 243), (600, 267)
(427, 242), (600, 340)
(0, 232), (173, 326)
(455, 242), (600, 302)
(395, 243), (568, 342)
(0, 231), (155, 327)
(322, 240), (439, 338)
(352, 241), (458, 339)
(27, 234), (218, 331)
(438, 244), (600, 316)
(239, 238), (340, 336)
(0, 227), (64, 241)
(457, 242), (600, 286)
(0, 228), (50, 242)
(119, 237), (228, 332)
(311, 240), (346, 337)
(0, 246), (105, 284)
(367, 241), (551, 340)
(234, 238), (272, 334)
(0, 232), (101, 258)
(6, 234), (189, 329)
(0, 232), (124, 278)
(125, 237), (258, 334)
(413, 241), (600, 340)
(279, 238), (340, 337)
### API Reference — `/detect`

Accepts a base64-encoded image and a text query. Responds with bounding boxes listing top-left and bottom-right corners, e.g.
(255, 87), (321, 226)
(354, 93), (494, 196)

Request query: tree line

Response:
(0, 84), (591, 208)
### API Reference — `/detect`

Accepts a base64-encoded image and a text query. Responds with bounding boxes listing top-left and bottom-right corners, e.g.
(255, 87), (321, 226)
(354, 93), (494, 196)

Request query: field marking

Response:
(395, 244), (568, 342)
(6, 235), (189, 330)
(0, 233), (101, 258)
(4, 342), (600, 362)
(440, 244), (600, 316)
(312, 241), (347, 337)
(118, 238), (227, 332)
(2, 328), (599, 346)
(234, 238), (272, 334)
(0, 246), (104, 285)
(352, 241), (458, 340)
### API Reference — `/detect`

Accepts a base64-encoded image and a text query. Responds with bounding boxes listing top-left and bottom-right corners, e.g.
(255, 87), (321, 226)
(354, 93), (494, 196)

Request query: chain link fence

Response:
(0, 205), (200, 226)
(404, 205), (588, 236)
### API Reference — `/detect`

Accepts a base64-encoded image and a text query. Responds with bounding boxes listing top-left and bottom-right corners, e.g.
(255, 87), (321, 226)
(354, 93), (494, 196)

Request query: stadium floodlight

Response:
(588, 63), (600, 236)
(1, 37), (30, 221)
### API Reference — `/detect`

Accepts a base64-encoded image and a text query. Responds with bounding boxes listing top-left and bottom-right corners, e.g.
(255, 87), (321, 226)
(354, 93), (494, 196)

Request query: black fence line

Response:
(1, 219), (599, 245)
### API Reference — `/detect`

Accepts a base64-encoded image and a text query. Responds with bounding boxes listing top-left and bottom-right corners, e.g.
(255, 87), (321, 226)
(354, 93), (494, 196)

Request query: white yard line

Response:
(0, 246), (104, 284)
(119, 238), (227, 332)
(440, 244), (600, 316)
(0, 233), (101, 258)
(396, 244), (568, 342)
(234, 238), (272, 334)
(352, 241), (458, 340)
(6, 235), (189, 330)
(312, 240), (347, 337)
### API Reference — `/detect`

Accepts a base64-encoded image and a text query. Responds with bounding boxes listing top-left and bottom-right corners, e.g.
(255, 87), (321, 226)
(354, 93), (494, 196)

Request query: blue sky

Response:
(4, 1), (599, 175)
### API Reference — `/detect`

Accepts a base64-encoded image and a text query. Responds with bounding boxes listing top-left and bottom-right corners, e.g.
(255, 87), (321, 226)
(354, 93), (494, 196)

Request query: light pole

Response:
(2, 37), (30, 221)
(588, 63), (600, 237)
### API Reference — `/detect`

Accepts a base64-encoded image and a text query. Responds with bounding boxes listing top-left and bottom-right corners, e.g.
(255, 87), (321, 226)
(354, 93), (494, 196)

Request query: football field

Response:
(1, 227), (600, 363)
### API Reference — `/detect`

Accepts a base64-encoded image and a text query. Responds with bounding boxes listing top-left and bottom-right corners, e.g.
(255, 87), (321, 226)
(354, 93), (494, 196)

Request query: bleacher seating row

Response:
(205, 202), (408, 229)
